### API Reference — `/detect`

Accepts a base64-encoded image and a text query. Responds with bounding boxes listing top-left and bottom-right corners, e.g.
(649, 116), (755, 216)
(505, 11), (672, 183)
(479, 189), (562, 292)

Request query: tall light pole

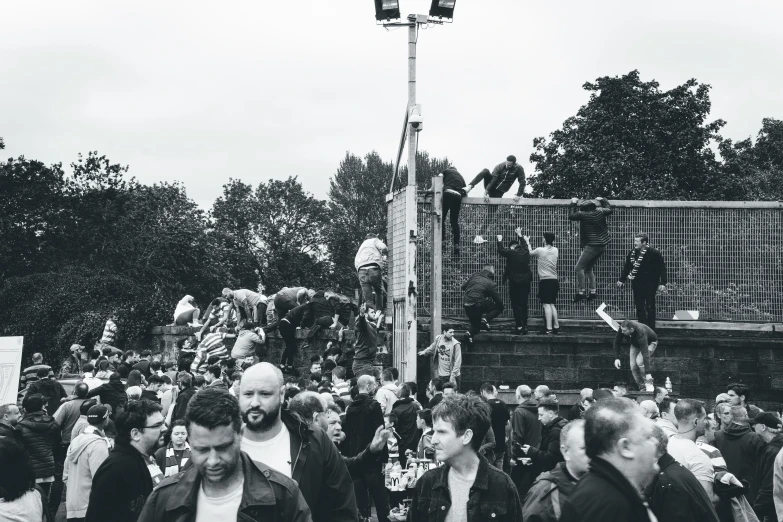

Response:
(376, 1), (456, 382)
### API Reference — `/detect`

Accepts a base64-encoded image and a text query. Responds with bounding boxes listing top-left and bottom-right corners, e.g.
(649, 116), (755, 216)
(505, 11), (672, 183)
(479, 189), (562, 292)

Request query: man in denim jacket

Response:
(408, 394), (522, 522)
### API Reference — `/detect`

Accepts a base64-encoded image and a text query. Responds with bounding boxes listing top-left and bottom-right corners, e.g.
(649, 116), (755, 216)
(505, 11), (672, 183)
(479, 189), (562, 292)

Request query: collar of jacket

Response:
(281, 409), (311, 482)
(432, 454), (491, 492)
(163, 452), (278, 514)
(114, 441), (150, 461)
(588, 456), (645, 503)
(656, 452), (677, 473)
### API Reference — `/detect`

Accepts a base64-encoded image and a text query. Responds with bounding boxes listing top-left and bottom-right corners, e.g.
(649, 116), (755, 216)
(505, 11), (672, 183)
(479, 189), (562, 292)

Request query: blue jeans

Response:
(575, 245), (606, 292)
(357, 266), (384, 311)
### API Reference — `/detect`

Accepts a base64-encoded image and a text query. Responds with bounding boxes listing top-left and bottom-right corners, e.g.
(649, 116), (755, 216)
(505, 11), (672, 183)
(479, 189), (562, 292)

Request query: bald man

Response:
(239, 363), (357, 522)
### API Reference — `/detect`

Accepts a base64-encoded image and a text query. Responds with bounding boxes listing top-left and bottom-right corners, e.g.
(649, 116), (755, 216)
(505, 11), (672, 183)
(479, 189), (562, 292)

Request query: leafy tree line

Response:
(2, 69), (780, 363)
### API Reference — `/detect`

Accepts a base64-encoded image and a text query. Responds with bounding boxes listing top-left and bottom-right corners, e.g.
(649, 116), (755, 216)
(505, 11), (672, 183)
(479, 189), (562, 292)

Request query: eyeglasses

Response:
(143, 421), (166, 430)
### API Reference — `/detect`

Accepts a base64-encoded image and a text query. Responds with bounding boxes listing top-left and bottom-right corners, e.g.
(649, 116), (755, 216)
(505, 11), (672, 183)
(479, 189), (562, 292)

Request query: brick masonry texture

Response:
(416, 329), (783, 410)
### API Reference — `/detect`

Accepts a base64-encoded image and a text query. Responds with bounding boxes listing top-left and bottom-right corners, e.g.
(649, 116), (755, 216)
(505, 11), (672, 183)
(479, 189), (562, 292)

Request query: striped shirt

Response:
(531, 246), (559, 280)
(568, 202), (613, 247)
(100, 319), (118, 345)
(191, 332), (229, 373)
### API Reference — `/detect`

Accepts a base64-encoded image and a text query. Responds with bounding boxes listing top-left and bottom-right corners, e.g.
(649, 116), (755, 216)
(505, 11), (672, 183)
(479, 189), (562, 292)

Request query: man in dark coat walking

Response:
(521, 397), (568, 476)
(617, 233), (667, 329)
(510, 385), (542, 500)
(497, 228), (533, 335)
(390, 384), (421, 466)
(560, 398), (660, 522)
(462, 264), (504, 349)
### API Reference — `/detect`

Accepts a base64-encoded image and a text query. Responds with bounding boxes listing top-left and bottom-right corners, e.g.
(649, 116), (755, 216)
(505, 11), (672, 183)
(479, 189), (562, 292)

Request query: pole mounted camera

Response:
(409, 104), (423, 132)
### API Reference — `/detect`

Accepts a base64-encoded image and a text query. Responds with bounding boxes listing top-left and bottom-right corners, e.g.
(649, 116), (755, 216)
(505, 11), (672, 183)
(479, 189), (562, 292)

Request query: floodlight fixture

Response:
(429, 0), (456, 21)
(374, 0), (401, 22)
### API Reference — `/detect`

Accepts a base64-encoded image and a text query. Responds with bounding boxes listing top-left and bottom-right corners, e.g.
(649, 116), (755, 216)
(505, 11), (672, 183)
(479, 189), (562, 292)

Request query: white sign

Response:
(0, 337), (24, 405)
(596, 303), (619, 331)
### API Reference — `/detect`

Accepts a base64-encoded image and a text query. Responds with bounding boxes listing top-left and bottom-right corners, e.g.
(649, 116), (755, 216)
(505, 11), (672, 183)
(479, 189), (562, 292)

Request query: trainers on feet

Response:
(480, 318), (491, 331)
(516, 327), (528, 335)
(573, 293), (586, 303)
(586, 293), (597, 301)
(553, 327), (560, 335)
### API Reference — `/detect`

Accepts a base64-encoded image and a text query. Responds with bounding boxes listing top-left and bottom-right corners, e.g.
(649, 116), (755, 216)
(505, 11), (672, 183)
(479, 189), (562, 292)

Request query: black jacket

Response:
(85, 442), (154, 522)
(441, 167), (467, 195)
(343, 393), (385, 459)
(497, 240), (533, 284)
(138, 451), (312, 522)
(278, 410), (357, 522)
(85, 380), (128, 419)
(27, 378), (67, 417)
(171, 386), (197, 423)
(527, 416), (568, 474)
(410, 454), (522, 522)
(17, 412), (59, 479)
(390, 397), (421, 457)
(619, 246), (668, 288)
(117, 362), (134, 379)
(752, 433), (783, 519)
(523, 462), (580, 522)
(560, 456), (654, 522)
(283, 303), (308, 328)
(462, 270), (503, 307)
(646, 452), (720, 522)
(714, 423), (765, 501)
(510, 399), (542, 491)
(353, 315), (378, 362)
(567, 403), (586, 421)
(302, 291), (334, 327)
(0, 421), (23, 444)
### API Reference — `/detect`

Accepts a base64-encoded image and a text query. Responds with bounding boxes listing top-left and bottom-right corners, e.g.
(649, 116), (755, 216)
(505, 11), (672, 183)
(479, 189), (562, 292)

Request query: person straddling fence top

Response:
(461, 264), (504, 349)
(617, 232), (668, 330)
(559, 398), (660, 522)
(613, 320), (658, 391)
(172, 294), (201, 327)
(222, 287), (267, 326)
(408, 394), (523, 522)
(466, 155), (526, 200)
(497, 228), (533, 335)
(274, 286), (310, 321)
(238, 363), (357, 522)
(568, 197), (613, 302)
(354, 233), (387, 312)
(438, 165), (468, 255)
(301, 289), (339, 349)
(325, 289), (359, 328)
(523, 419), (590, 522)
(418, 327), (462, 389)
(140, 388), (313, 522)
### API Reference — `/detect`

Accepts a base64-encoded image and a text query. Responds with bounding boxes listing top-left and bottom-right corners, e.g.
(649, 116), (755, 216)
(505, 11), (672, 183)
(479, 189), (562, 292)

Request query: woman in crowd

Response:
(0, 438), (54, 521)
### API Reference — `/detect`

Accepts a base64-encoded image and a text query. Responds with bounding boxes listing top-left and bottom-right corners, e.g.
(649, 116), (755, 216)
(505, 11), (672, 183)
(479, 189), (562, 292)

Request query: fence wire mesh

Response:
(391, 195), (783, 323)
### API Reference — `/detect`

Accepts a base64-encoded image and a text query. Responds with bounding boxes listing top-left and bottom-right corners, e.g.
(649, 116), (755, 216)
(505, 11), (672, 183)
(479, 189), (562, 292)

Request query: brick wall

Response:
(416, 328), (783, 411)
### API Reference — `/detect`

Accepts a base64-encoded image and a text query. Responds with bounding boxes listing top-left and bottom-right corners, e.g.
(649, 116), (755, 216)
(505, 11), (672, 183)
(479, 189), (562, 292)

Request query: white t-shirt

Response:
(667, 436), (715, 483)
(0, 489), (44, 522)
(241, 424), (292, 478)
(195, 478), (244, 522)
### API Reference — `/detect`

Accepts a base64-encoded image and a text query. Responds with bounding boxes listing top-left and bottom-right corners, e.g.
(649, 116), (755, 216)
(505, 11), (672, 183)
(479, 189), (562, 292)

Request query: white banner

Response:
(0, 337), (24, 405)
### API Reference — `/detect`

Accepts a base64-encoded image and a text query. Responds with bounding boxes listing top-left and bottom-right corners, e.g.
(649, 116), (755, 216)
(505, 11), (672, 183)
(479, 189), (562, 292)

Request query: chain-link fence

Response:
(389, 193), (783, 323)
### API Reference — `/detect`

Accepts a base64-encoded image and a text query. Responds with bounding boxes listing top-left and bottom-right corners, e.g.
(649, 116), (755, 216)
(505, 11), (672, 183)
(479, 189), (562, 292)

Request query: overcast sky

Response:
(2, 1), (781, 209)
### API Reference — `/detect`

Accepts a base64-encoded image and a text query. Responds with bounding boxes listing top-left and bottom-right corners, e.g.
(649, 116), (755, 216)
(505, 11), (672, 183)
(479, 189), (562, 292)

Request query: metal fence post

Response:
(431, 177), (443, 343)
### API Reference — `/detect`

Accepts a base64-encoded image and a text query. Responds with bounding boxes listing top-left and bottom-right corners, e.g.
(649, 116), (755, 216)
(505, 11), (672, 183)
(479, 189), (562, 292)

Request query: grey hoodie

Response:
(64, 428), (110, 518)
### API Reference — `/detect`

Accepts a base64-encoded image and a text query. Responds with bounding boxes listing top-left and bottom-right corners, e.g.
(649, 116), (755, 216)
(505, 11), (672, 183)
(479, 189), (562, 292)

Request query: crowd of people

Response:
(5, 345), (783, 522)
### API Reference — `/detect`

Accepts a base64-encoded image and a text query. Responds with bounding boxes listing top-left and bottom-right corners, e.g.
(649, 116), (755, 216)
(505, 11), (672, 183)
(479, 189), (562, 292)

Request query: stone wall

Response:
(144, 326), (391, 375)
(416, 323), (783, 411)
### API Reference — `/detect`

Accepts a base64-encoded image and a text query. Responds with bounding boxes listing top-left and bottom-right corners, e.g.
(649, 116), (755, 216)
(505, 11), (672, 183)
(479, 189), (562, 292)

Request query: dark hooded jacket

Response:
(390, 397), (421, 458)
(510, 398), (542, 492)
(522, 462), (580, 522)
(27, 378), (68, 417)
(752, 433), (783, 519)
(17, 411), (60, 479)
(462, 269), (503, 308)
(0, 421), (23, 444)
(646, 452), (720, 522)
(85, 442), (154, 522)
(85, 380), (128, 419)
(527, 416), (568, 474)
(497, 239), (533, 284)
(302, 291), (334, 327)
(343, 393), (385, 459)
(441, 166), (467, 195)
(714, 423), (765, 500)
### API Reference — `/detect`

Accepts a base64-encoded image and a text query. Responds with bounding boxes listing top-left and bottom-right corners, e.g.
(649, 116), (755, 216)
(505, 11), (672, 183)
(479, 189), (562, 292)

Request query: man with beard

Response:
(139, 388), (312, 522)
(86, 399), (167, 522)
(560, 398), (660, 522)
(238, 363), (357, 522)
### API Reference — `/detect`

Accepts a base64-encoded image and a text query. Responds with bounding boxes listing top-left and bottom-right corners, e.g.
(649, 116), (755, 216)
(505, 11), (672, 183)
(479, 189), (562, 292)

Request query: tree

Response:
(528, 70), (726, 200)
(718, 118), (783, 200)
(211, 176), (331, 292)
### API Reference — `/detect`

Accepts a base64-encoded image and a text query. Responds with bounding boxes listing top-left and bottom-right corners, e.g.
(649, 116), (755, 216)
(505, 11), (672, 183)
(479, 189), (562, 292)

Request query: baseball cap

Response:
(87, 405), (109, 425)
(70, 344), (85, 352)
(749, 412), (782, 430)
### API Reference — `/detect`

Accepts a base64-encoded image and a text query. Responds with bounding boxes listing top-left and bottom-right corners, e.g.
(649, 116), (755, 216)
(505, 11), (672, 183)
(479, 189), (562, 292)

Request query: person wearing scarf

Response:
(154, 420), (191, 477)
(617, 233), (668, 329)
